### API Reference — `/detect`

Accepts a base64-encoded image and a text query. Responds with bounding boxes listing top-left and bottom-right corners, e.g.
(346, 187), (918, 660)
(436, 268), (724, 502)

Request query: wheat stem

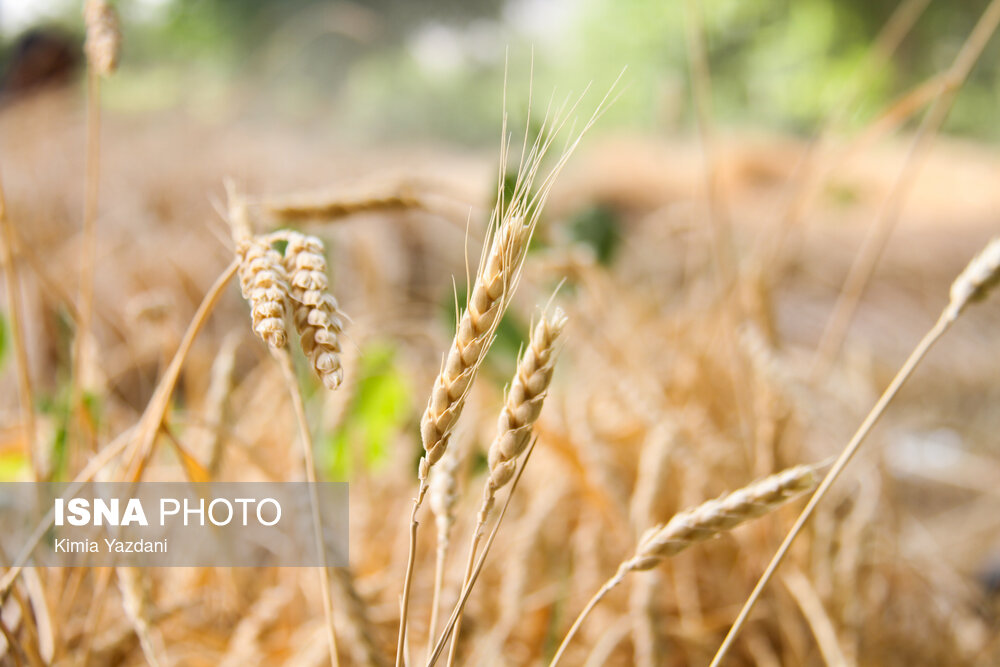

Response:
(425, 438), (538, 667)
(272, 348), (340, 667)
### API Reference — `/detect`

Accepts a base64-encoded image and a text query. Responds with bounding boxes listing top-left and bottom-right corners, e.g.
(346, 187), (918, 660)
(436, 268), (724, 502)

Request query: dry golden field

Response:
(1, 3), (1000, 665)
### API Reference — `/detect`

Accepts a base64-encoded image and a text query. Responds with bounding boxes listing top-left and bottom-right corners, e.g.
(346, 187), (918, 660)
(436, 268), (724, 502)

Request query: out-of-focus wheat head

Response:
(83, 0), (121, 76)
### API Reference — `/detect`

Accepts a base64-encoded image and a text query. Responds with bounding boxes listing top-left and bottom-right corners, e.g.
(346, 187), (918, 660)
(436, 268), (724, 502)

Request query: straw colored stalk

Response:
(711, 236), (1000, 667)
(551, 464), (821, 666)
(448, 308), (566, 664)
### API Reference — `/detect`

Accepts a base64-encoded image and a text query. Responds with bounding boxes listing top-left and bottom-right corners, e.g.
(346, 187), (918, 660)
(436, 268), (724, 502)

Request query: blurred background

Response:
(4, 0), (1000, 141)
(1, 1), (1000, 665)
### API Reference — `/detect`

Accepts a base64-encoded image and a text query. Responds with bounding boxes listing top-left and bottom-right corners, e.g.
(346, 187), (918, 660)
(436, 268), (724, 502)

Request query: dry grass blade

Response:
(550, 463), (821, 666)
(710, 235), (1000, 667)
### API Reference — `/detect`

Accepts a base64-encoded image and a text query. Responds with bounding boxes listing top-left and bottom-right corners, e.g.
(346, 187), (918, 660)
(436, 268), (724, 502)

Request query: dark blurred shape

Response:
(0, 28), (81, 101)
(569, 205), (622, 266)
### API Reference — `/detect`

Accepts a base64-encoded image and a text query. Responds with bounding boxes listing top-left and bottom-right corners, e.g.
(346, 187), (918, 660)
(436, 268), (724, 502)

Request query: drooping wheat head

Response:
(283, 232), (347, 390)
(236, 237), (291, 350)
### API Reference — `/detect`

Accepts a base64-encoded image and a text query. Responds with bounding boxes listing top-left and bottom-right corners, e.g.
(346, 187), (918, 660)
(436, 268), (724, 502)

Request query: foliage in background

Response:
(5, 0), (1000, 139)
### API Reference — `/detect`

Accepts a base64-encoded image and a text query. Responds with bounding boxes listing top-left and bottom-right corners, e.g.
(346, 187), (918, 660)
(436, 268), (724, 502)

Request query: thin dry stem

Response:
(272, 348), (340, 667)
(426, 439), (538, 667)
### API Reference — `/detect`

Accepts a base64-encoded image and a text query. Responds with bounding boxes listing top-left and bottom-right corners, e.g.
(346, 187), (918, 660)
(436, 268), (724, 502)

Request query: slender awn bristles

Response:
(550, 463), (821, 666)
(448, 307), (566, 664)
(83, 0), (121, 77)
(283, 232), (347, 390)
(711, 234), (1000, 667)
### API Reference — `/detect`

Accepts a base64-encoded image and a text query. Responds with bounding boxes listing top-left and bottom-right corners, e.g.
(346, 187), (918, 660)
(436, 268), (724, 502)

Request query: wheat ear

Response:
(447, 308), (566, 664)
(226, 186), (292, 350)
(83, 0), (121, 76)
(550, 464), (820, 666)
(282, 232), (346, 389)
(711, 236), (1000, 667)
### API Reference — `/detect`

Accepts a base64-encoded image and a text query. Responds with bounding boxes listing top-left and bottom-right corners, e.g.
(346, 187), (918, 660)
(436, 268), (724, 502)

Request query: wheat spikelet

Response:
(283, 232), (346, 390)
(947, 236), (1000, 319)
(625, 464), (819, 571)
(480, 308), (567, 522)
(236, 237), (290, 349)
(83, 0), (121, 76)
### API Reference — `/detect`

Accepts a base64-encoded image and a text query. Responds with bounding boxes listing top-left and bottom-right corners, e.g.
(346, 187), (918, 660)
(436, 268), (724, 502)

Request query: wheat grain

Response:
(83, 0), (121, 76)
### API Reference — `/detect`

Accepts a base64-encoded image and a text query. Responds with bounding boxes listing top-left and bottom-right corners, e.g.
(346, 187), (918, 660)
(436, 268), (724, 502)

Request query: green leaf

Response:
(569, 205), (621, 266)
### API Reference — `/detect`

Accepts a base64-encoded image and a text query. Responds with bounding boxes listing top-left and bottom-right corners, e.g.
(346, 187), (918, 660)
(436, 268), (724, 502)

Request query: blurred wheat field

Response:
(1, 1), (1000, 666)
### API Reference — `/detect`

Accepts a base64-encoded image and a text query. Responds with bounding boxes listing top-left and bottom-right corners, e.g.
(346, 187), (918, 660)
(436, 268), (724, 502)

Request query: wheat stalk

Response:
(550, 463), (821, 666)
(283, 232), (346, 390)
(395, 72), (622, 666)
(447, 307), (566, 664)
(710, 236), (1000, 667)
